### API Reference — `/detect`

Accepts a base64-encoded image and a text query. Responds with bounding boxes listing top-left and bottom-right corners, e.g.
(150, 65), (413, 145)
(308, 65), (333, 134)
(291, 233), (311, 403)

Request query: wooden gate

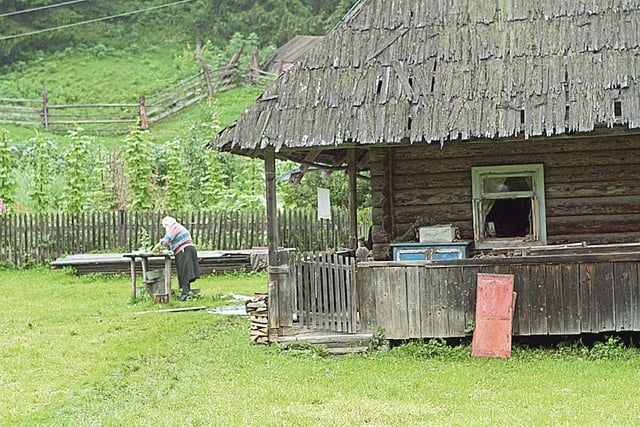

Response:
(294, 252), (357, 333)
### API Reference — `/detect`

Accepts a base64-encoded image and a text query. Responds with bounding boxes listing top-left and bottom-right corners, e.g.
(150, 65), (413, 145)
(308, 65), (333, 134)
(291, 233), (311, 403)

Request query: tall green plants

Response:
(0, 128), (17, 208)
(27, 132), (57, 211)
(162, 137), (190, 211)
(62, 128), (91, 212)
(123, 127), (154, 211)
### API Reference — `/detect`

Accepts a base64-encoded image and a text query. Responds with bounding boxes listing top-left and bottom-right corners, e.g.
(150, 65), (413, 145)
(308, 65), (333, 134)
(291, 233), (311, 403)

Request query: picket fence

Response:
(0, 208), (368, 266)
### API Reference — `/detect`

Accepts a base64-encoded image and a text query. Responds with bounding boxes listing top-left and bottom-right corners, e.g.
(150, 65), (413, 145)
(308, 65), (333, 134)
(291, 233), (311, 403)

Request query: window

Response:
(471, 164), (547, 249)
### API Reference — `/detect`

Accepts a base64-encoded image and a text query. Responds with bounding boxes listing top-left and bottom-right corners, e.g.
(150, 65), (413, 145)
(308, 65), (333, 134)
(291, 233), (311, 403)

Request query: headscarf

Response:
(162, 216), (177, 229)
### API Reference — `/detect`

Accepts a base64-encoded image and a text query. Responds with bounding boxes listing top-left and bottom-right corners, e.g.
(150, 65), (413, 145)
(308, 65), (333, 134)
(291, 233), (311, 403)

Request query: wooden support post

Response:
(129, 257), (137, 299)
(265, 147), (281, 335)
(348, 148), (358, 249)
(42, 83), (49, 129)
(139, 96), (149, 129)
(265, 147), (279, 267)
(201, 60), (214, 96)
(250, 50), (260, 84)
(164, 256), (172, 296)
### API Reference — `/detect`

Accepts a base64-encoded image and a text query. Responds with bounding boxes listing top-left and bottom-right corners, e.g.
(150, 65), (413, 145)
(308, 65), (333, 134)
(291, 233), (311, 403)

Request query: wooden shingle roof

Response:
(210, 0), (640, 166)
(262, 35), (325, 75)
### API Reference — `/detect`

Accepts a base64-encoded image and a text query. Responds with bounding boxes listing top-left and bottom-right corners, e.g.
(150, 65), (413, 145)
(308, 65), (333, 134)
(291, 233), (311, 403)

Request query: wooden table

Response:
(122, 252), (173, 300)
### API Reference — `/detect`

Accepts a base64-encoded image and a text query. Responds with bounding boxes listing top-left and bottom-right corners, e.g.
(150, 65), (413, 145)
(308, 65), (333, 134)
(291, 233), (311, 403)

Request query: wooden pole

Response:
(42, 82), (49, 129)
(138, 96), (149, 129)
(265, 147), (279, 266)
(348, 148), (358, 249)
(265, 147), (280, 335)
(250, 50), (260, 84)
(201, 60), (214, 96)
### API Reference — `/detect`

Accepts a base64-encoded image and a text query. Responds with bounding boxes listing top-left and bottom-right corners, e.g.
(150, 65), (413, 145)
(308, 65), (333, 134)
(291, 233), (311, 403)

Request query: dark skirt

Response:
(175, 245), (200, 287)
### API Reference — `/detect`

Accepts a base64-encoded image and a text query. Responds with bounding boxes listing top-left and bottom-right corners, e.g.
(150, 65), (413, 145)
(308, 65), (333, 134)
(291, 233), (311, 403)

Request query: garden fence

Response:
(0, 208), (369, 266)
(0, 52), (276, 133)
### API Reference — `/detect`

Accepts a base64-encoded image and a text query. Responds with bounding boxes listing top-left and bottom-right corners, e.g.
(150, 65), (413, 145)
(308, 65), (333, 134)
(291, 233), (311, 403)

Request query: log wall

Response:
(356, 251), (640, 339)
(369, 131), (640, 259)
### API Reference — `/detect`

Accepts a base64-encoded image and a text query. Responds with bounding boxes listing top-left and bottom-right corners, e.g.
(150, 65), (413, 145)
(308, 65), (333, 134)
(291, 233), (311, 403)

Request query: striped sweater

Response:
(160, 222), (194, 255)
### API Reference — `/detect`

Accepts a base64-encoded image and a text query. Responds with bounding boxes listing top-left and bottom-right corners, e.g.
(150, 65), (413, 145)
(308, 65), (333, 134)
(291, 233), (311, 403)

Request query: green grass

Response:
(1, 44), (199, 102)
(0, 41), (262, 147)
(2, 268), (640, 426)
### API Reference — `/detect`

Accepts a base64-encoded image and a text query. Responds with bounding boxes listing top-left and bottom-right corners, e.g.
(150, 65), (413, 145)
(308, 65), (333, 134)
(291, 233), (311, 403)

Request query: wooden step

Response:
(274, 331), (373, 355)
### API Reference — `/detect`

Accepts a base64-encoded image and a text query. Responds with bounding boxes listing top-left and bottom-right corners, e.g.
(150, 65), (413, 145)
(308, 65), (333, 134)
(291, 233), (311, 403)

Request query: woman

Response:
(154, 216), (200, 300)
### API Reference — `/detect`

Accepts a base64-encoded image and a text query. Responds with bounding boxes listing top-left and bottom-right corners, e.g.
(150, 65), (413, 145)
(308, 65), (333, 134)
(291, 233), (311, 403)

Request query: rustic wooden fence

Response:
(356, 251), (640, 339)
(0, 55), (276, 133)
(0, 208), (368, 266)
(294, 252), (357, 333)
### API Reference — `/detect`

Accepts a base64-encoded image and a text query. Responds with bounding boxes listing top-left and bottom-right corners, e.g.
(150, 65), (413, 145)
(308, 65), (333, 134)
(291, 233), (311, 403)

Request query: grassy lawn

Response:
(2, 268), (640, 426)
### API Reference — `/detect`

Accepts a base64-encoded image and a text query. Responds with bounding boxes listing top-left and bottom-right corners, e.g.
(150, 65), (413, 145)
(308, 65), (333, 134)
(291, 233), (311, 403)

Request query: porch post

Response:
(347, 148), (358, 249)
(265, 147), (279, 266)
(265, 147), (283, 337)
(264, 147), (295, 339)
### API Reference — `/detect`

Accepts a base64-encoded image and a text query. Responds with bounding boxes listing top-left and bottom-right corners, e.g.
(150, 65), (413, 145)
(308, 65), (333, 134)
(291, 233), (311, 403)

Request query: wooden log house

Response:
(209, 0), (640, 342)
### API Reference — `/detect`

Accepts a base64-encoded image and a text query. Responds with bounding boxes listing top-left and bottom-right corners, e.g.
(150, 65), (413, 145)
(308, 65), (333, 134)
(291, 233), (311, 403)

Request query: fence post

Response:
(249, 50), (260, 84)
(118, 210), (126, 248)
(42, 82), (49, 129)
(138, 96), (149, 129)
(201, 60), (214, 96)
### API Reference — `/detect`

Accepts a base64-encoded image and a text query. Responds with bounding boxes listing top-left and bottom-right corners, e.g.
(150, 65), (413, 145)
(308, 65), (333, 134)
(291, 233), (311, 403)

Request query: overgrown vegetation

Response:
(0, 0), (369, 214)
(2, 268), (640, 426)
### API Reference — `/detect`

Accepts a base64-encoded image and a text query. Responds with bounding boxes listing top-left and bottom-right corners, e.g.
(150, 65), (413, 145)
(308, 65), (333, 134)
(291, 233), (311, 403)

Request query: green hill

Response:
(0, 0), (365, 213)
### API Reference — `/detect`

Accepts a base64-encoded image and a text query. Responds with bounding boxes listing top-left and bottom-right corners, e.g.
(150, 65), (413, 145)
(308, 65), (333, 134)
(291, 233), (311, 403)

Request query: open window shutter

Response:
(531, 195), (539, 240)
(473, 198), (483, 240)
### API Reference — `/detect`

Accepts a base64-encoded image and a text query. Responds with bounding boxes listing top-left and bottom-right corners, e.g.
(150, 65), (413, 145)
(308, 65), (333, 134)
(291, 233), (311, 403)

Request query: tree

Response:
(277, 161), (370, 210)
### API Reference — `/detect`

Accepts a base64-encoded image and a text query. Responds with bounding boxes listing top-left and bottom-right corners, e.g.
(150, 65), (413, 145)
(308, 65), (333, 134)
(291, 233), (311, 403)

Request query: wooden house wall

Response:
(369, 132), (640, 259)
(356, 252), (640, 339)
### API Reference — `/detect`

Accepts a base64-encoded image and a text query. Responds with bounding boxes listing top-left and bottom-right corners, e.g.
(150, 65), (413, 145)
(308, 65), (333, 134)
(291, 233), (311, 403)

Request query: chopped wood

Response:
(246, 293), (270, 345)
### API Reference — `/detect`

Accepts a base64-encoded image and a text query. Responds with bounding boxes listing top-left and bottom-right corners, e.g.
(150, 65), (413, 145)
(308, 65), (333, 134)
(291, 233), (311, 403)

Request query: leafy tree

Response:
(0, 129), (17, 208)
(277, 160), (371, 210)
(123, 127), (154, 212)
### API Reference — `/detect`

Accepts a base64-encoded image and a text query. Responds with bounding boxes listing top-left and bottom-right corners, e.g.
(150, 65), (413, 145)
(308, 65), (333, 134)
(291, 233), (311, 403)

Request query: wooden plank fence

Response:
(294, 252), (357, 333)
(356, 252), (640, 339)
(0, 208), (368, 266)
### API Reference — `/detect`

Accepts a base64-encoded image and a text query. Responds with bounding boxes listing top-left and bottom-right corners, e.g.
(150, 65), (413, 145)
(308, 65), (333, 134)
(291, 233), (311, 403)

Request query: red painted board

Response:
(472, 273), (515, 359)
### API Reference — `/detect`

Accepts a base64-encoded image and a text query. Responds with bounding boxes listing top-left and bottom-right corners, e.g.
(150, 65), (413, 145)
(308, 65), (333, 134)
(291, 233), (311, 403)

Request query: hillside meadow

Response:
(2, 267), (640, 426)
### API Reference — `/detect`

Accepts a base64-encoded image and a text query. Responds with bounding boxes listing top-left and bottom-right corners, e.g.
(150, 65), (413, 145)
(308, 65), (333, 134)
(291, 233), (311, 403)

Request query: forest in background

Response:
(0, 0), (370, 216)
(0, 0), (358, 65)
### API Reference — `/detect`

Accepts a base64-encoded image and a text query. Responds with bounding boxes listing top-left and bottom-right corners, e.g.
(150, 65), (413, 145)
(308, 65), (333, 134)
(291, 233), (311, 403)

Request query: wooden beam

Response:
(348, 148), (358, 249)
(265, 147), (280, 335)
(265, 147), (279, 266)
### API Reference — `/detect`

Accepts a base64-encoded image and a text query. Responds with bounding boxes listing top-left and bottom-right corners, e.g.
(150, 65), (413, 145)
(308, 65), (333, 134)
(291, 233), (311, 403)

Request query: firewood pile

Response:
(245, 293), (269, 344)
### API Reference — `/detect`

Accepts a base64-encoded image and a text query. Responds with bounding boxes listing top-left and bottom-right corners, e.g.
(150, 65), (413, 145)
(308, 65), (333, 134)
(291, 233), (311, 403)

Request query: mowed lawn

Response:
(2, 267), (640, 426)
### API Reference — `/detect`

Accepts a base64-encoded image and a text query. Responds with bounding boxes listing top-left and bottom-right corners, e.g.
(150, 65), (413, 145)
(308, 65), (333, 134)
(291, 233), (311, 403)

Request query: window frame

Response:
(471, 164), (547, 249)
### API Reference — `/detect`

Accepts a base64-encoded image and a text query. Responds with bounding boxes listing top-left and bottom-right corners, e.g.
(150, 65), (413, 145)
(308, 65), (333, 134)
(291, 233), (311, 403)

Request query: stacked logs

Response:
(245, 293), (268, 344)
